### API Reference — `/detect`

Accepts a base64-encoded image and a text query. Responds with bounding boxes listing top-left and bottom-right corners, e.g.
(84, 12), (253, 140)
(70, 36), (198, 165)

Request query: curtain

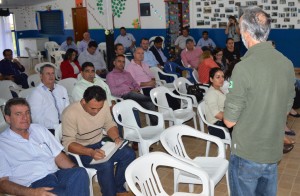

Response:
(0, 16), (13, 58)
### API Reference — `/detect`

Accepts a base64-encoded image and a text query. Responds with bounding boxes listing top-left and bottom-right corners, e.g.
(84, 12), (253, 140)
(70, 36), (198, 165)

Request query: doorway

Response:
(72, 7), (88, 43)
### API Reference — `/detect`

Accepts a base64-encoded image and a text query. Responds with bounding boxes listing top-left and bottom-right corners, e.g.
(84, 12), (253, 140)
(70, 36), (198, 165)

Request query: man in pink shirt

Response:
(181, 39), (203, 69)
(125, 47), (156, 96)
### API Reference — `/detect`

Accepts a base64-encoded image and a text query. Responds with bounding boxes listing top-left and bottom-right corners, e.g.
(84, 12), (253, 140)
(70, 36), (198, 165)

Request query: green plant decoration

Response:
(97, 0), (127, 18)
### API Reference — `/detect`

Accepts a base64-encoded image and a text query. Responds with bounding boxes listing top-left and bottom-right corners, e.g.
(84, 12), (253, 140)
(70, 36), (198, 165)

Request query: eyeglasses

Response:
(216, 53), (223, 56)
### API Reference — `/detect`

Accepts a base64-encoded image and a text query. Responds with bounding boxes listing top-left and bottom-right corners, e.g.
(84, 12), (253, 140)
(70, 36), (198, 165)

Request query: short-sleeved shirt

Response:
(175, 35), (195, 49)
(114, 33), (136, 48)
(0, 124), (63, 187)
(78, 50), (107, 71)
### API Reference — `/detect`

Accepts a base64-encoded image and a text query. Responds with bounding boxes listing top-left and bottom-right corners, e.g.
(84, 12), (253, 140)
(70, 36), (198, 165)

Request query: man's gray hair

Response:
(240, 6), (271, 42)
(40, 64), (55, 74)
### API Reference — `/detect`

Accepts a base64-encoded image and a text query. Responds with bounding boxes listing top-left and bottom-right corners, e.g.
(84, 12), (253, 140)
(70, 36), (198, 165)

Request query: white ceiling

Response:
(0, 0), (54, 8)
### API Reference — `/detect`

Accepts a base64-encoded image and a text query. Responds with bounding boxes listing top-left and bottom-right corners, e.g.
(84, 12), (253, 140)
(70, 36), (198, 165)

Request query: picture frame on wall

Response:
(140, 3), (151, 16)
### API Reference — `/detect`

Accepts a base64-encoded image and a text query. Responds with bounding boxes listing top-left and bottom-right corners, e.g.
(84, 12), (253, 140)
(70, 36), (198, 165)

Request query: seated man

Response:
(125, 47), (156, 96)
(78, 41), (107, 78)
(114, 27), (136, 54)
(140, 38), (160, 68)
(78, 32), (93, 54)
(175, 27), (195, 53)
(27, 64), (69, 134)
(149, 36), (168, 67)
(196, 31), (216, 50)
(181, 39), (203, 69)
(107, 54), (158, 125)
(59, 36), (78, 51)
(62, 86), (135, 196)
(0, 98), (89, 196)
(0, 49), (29, 89)
(72, 61), (115, 107)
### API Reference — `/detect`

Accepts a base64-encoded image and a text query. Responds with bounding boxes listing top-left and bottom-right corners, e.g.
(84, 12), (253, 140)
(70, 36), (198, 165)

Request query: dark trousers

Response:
(208, 121), (232, 139)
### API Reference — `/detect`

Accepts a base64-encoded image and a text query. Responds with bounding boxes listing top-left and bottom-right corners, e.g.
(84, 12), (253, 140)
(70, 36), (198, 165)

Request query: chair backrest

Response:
(25, 47), (35, 58)
(18, 88), (35, 99)
(150, 86), (174, 114)
(35, 62), (61, 80)
(125, 152), (210, 196)
(149, 36), (165, 49)
(27, 74), (41, 87)
(160, 125), (226, 161)
(50, 50), (65, 66)
(150, 67), (166, 86)
(98, 42), (106, 54)
(45, 41), (60, 52)
(57, 78), (78, 97)
(0, 80), (21, 100)
(0, 98), (8, 133)
(173, 77), (193, 95)
(192, 69), (200, 83)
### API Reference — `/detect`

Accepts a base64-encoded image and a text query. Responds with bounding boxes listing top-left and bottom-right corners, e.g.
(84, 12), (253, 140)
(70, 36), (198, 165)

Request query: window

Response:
(37, 10), (64, 35)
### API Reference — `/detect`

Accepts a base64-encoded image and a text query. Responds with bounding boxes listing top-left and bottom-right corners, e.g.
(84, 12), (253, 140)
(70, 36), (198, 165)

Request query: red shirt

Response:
(198, 58), (218, 84)
(60, 60), (81, 79)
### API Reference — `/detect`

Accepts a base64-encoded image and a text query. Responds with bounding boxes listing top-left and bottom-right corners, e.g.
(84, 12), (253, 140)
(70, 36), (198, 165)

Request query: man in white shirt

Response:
(78, 32), (93, 54)
(140, 38), (160, 68)
(114, 27), (136, 54)
(27, 64), (69, 134)
(175, 27), (196, 52)
(59, 36), (78, 51)
(0, 98), (89, 196)
(196, 31), (216, 50)
(78, 41), (107, 78)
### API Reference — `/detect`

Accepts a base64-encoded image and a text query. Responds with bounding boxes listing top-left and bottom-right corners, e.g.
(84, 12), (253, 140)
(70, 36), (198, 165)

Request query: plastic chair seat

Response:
(125, 126), (162, 142)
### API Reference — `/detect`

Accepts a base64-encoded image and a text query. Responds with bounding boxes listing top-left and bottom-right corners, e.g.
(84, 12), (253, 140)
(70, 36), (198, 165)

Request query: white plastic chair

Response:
(50, 50), (65, 67)
(25, 47), (43, 72)
(192, 69), (200, 83)
(0, 80), (23, 100)
(18, 88), (35, 99)
(112, 100), (164, 156)
(150, 86), (197, 129)
(45, 41), (60, 61)
(197, 102), (231, 157)
(0, 98), (8, 133)
(150, 67), (178, 90)
(27, 74), (41, 87)
(149, 36), (165, 49)
(34, 62), (61, 80)
(54, 124), (97, 196)
(125, 152), (210, 196)
(57, 78), (77, 102)
(160, 125), (230, 196)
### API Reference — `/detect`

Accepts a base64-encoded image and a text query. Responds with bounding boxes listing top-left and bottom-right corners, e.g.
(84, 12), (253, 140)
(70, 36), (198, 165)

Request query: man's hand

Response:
(114, 137), (123, 144)
(90, 149), (105, 160)
(148, 80), (156, 87)
(131, 89), (141, 93)
(6, 75), (15, 81)
(30, 187), (56, 196)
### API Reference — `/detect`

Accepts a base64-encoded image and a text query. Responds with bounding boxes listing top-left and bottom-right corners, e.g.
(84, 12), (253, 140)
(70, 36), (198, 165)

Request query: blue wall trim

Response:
(15, 28), (299, 67)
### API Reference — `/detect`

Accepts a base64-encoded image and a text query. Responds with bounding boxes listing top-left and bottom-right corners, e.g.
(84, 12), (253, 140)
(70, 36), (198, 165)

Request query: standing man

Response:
(114, 27), (136, 54)
(196, 31), (216, 50)
(59, 36), (78, 52)
(62, 86), (135, 196)
(0, 49), (29, 89)
(224, 6), (295, 196)
(140, 38), (160, 68)
(0, 98), (89, 196)
(78, 32), (93, 54)
(27, 64), (69, 134)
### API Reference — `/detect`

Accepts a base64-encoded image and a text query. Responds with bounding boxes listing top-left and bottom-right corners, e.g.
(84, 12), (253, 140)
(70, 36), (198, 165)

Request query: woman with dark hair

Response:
(213, 47), (227, 71)
(204, 67), (232, 139)
(60, 48), (81, 79)
(225, 15), (241, 50)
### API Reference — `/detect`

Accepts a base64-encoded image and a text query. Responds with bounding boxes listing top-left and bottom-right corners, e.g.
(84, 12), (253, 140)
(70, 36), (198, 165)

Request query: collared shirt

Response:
(174, 35), (196, 49)
(78, 49), (107, 71)
(125, 60), (154, 87)
(106, 68), (141, 97)
(156, 46), (167, 63)
(72, 77), (113, 106)
(77, 39), (93, 54)
(27, 83), (69, 129)
(114, 33), (136, 48)
(59, 41), (78, 51)
(0, 124), (63, 187)
(0, 59), (25, 76)
(181, 47), (203, 69)
(196, 38), (216, 49)
(143, 49), (159, 67)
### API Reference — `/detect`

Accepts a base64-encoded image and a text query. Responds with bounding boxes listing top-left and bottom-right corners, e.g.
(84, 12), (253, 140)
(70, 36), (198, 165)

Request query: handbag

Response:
(186, 83), (206, 102)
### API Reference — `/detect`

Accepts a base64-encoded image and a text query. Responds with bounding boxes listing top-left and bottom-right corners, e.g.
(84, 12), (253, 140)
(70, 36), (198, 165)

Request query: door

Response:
(72, 7), (88, 43)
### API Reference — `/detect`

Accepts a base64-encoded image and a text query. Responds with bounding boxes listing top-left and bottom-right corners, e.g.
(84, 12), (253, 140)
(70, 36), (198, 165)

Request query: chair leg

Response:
(174, 169), (180, 192)
(188, 184), (194, 193)
(86, 169), (96, 196)
(193, 116), (197, 130)
(226, 170), (230, 196)
(205, 141), (211, 157)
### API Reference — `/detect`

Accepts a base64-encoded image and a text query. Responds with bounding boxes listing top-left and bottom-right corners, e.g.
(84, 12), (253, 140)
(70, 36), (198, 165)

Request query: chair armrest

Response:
(67, 152), (85, 167)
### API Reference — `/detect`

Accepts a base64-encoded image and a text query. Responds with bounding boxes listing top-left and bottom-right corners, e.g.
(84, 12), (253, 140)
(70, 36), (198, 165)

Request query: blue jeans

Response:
(80, 141), (135, 196)
(31, 167), (89, 196)
(229, 154), (278, 196)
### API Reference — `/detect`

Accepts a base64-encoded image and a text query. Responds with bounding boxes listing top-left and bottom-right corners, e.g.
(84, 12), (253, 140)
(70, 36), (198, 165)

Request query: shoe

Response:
(285, 130), (296, 136)
(283, 144), (294, 154)
(289, 113), (300, 118)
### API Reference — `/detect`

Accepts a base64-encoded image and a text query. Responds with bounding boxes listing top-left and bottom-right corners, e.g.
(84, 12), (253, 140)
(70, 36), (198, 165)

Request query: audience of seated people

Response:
(140, 37), (160, 68)
(198, 51), (219, 84)
(125, 47), (156, 96)
(78, 32), (94, 54)
(223, 38), (240, 64)
(59, 36), (78, 52)
(114, 27), (136, 54)
(0, 49), (29, 88)
(181, 39), (203, 69)
(0, 98), (90, 196)
(60, 48), (81, 79)
(149, 36), (168, 67)
(196, 31), (216, 51)
(27, 64), (69, 135)
(225, 15), (241, 51)
(114, 43), (131, 68)
(175, 27), (196, 54)
(106, 54), (158, 125)
(78, 41), (107, 78)
(62, 86), (135, 196)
